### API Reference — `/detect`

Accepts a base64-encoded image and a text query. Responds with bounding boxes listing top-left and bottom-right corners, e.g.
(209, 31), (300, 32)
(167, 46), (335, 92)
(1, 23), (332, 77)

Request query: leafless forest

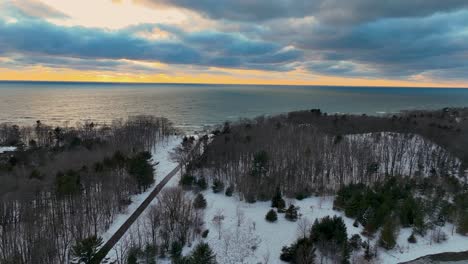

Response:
(195, 108), (468, 200)
(0, 116), (175, 264)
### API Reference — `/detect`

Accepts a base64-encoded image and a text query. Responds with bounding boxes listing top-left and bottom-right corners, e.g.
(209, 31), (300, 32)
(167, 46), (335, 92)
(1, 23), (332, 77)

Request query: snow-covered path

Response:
(95, 136), (182, 263)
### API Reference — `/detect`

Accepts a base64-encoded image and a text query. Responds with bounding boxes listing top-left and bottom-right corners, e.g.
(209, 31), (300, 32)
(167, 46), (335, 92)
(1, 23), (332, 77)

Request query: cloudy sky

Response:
(0, 0), (467, 87)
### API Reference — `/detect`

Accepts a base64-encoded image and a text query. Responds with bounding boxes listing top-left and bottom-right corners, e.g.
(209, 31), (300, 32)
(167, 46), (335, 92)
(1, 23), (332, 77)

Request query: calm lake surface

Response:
(1, 81), (468, 133)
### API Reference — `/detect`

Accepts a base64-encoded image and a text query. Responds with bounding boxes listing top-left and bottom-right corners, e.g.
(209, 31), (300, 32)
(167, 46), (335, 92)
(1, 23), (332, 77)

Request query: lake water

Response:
(1, 81), (468, 133)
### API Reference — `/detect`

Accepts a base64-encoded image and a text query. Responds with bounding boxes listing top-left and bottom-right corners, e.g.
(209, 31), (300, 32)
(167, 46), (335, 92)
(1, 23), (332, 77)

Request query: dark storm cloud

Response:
(140, 0), (468, 24)
(297, 11), (468, 78)
(0, 17), (300, 71)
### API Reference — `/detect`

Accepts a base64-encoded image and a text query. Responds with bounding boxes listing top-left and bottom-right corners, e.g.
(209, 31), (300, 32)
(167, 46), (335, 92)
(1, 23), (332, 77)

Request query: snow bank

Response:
(0, 146), (16, 153)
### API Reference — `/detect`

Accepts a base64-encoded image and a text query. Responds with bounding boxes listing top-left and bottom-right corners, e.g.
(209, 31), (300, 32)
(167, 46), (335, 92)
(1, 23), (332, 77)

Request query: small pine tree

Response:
(271, 186), (286, 210)
(180, 173), (195, 187)
(457, 211), (468, 235)
(212, 179), (225, 193)
(265, 209), (278, 222)
(170, 241), (183, 261)
(190, 243), (217, 264)
(196, 177), (208, 190)
(349, 234), (362, 251)
(379, 219), (397, 249)
(364, 241), (373, 261)
(285, 205), (299, 221)
(71, 235), (103, 264)
(225, 185), (233, 196)
(407, 233), (417, 243)
(193, 193), (207, 209)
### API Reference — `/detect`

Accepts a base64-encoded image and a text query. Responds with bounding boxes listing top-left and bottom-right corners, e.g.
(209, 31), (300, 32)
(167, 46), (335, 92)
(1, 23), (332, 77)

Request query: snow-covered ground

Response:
(100, 136), (182, 259)
(0, 146), (16, 153)
(196, 190), (468, 264)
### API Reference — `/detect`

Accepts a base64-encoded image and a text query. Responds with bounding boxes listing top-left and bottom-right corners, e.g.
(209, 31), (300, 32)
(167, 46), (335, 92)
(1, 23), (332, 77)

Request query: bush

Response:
(189, 242), (217, 264)
(407, 233), (417, 243)
(225, 185), (233, 196)
(280, 238), (315, 263)
(193, 193), (207, 210)
(349, 234), (362, 251)
(265, 209), (278, 222)
(212, 179), (225, 193)
(170, 241), (183, 259)
(271, 187), (286, 210)
(285, 205), (299, 221)
(180, 173), (195, 187)
(245, 193), (257, 204)
(196, 177), (208, 190)
(295, 193), (307, 201)
(71, 235), (103, 263)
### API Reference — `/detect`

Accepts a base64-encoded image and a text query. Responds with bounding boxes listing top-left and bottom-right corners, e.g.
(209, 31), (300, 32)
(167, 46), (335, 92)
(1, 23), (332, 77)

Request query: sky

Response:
(0, 0), (468, 87)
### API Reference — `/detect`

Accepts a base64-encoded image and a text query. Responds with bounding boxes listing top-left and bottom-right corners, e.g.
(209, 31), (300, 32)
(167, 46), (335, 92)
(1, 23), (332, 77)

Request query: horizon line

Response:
(0, 80), (467, 89)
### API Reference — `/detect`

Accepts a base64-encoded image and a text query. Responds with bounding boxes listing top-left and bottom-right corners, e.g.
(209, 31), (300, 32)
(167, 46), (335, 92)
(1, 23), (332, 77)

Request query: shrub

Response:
(285, 205), (299, 221)
(407, 233), (417, 243)
(71, 235), (103, 263)
(271, 187), (286, 210)
(196, 177), (208, 190)
(225, 185), (234, 196)
(189, 243), (217, 264)
(193, 193), (207, 210)
(349, 234), (362, 251)
(212, 179), (225, 193)
(180, 173), (195, 187)
(265, 209), (278, 222)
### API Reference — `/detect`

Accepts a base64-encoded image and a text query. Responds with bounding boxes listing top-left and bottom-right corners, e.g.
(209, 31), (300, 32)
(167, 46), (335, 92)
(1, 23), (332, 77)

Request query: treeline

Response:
(0, 116), (175, 264)
(194, 109), (463, 201)
(334, 176), (468, 248)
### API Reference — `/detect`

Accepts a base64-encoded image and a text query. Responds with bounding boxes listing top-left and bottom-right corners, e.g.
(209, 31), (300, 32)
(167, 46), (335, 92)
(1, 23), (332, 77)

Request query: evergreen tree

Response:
(348, 234), (362, 251)
(251, 150), (269, 178)
(193, 193), (207, 210)
(280, 238), (315, 263)
(126, 247), (140, 264)
(212, 179), (225, 193)
(196, 177), (208, 190)
(271, 186), (286, 210)
(56, 170), (81, 196)
(457, 211), (468, 235)
(407, 233), (417, 243)
(285, 205), (299, 221)
(71, 235), (103, 264)
(170, 241), (183, 261)
(379, 219), (397, 249)
(189, 243), (217, 264)
(225, 185), (233, 196)
(128, 151), (154, 191)
(265, 209), (278, 222)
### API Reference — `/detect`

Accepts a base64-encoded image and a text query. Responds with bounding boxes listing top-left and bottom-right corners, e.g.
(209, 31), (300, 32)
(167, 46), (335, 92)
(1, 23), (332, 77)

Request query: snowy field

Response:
(196, 190), (468, 264)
